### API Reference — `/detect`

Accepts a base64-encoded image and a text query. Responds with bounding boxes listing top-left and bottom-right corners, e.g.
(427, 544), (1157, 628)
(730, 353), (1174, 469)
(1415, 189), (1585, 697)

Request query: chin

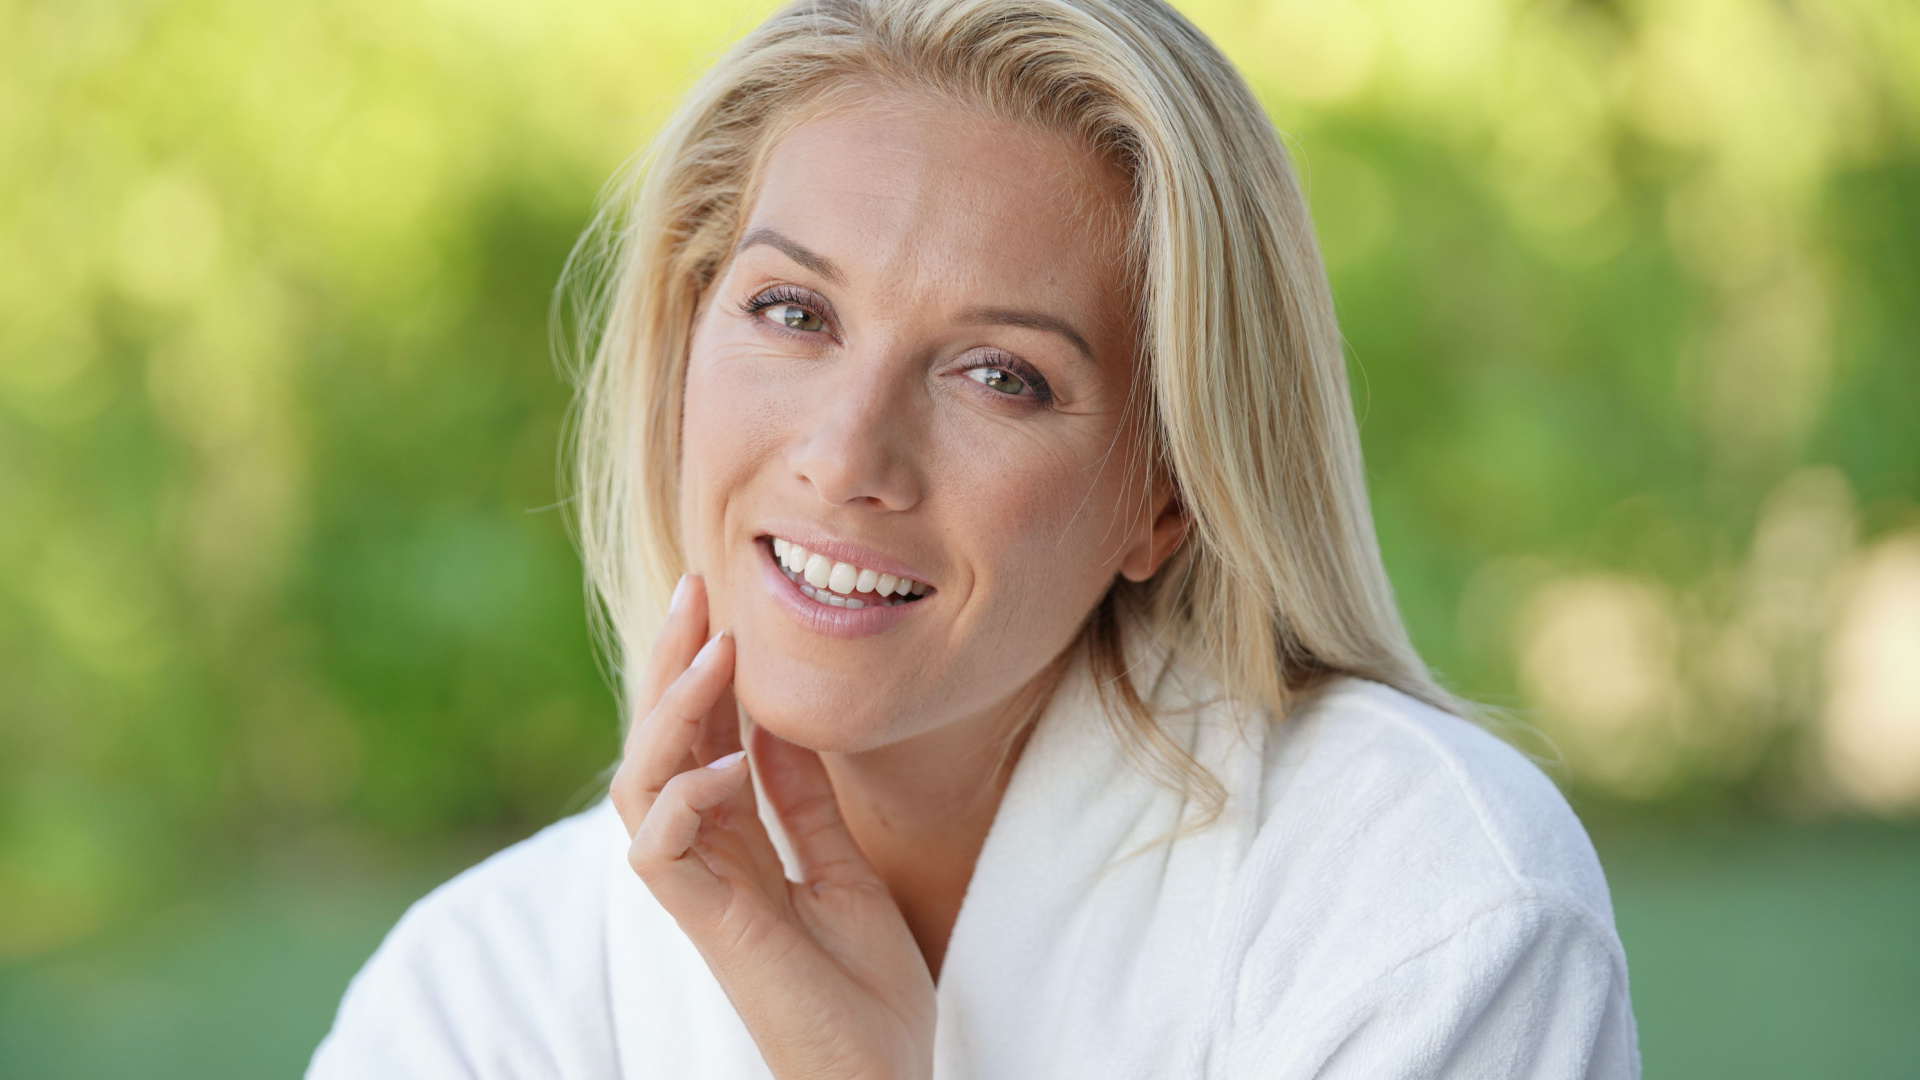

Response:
(731, 638), (906, 754)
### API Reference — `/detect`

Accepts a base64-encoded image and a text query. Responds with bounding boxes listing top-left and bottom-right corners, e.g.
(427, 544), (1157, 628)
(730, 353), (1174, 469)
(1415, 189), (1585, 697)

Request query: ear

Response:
(1118, 491), (1189, 583)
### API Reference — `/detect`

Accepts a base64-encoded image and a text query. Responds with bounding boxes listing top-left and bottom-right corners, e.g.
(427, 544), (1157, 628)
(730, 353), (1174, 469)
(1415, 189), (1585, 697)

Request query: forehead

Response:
(744, 92), (1133, 309)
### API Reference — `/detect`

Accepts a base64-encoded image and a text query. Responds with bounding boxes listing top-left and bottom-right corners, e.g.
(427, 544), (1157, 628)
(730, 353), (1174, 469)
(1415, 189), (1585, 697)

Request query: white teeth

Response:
(803, 553), (831, 588)
(828, 561), (858, 595)
(770, 536), (928, 607)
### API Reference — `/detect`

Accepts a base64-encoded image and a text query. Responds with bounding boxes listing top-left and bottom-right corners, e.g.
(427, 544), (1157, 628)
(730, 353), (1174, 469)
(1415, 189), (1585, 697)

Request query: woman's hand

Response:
(610, 575), (936, 1080)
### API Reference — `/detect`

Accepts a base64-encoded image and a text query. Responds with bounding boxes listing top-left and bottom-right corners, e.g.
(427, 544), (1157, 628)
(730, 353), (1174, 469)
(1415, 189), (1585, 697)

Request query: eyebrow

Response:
(736, 227), (1098, 365)
(736, 226), (845, 286)
(960, 306), (1098, 365)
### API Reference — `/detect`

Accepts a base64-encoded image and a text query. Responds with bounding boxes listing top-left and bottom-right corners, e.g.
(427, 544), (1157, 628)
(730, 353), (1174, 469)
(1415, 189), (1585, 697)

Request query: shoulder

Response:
(1254, 677), (1613, 927)
(307, 801), (627, 1079)
(1215, 678), (1637, 1076)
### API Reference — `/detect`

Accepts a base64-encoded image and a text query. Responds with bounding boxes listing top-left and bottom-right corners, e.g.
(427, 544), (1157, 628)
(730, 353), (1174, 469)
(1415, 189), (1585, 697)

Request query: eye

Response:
(764, 302), (824, 333)
(966, 366), (1030, 396)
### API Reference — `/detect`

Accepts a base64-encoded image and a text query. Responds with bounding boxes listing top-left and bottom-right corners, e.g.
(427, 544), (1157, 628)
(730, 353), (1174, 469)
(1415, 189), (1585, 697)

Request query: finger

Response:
(695, 682), (759, 828)
(694, 680), (744, 768)
(623, 573), (708, 757)
(694, 683), (761, 852)
(628, 752), (751, 915)
(750, 726), (879, 888)
(612, 631), (734, 834)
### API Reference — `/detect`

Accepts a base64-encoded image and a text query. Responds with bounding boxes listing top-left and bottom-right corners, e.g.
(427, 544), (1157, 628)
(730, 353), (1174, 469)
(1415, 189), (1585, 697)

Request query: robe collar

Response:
(606, 643), (1270, 1079)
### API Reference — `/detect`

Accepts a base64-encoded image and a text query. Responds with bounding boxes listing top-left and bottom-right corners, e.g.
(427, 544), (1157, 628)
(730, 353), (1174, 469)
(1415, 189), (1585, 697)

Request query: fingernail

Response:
(668, 574), (691, 615)
(705, 750), (747, 770)
(692, 630), (727, 667)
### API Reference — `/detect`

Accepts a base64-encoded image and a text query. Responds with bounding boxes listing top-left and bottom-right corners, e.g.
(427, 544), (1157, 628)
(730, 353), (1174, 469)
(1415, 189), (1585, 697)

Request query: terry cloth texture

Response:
(310, 655), (1639, 1079)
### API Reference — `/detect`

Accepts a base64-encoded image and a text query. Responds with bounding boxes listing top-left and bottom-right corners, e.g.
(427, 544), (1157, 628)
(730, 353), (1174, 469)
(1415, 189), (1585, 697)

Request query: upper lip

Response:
(759, 527), (933, 586)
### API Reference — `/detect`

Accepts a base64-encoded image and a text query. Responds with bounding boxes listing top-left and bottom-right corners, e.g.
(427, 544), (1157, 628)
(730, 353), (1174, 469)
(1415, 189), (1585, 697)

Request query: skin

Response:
(610, 91), (1187, 1080)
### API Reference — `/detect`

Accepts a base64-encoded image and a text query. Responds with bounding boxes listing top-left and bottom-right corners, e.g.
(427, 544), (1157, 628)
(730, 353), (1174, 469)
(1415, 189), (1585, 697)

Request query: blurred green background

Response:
(2, 0), (1917, 1075)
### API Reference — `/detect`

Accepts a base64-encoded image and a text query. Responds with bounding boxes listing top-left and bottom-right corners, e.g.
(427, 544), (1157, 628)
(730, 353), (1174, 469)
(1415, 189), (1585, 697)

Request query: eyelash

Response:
(740, 285), (829, 334)
(963, 354), (1055, 406)
(739, 285), (1056, 408)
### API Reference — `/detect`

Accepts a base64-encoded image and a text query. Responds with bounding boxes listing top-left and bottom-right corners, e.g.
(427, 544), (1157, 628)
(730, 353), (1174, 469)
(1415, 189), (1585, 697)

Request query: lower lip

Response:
(758, 543), (928, 640)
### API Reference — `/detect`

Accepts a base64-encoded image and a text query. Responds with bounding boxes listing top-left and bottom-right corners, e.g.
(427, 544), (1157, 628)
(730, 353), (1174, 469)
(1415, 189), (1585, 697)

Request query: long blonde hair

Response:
(563, 0), (1455, 807)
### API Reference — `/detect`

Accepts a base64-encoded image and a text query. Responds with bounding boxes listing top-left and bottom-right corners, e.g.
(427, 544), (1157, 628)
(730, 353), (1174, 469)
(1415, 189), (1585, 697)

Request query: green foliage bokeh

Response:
(2, 0), (1917, 957)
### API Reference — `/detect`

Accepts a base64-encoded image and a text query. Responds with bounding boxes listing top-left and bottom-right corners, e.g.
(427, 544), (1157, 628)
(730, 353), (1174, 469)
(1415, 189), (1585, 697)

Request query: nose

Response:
(787, 348), (923, 511)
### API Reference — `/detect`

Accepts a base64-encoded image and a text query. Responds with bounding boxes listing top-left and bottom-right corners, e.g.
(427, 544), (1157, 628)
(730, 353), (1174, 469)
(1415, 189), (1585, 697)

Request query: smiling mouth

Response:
(764, 536), (932, 610)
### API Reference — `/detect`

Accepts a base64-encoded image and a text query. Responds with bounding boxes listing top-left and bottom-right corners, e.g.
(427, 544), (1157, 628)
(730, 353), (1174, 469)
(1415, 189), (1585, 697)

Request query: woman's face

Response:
(680, 92), (1179, 753)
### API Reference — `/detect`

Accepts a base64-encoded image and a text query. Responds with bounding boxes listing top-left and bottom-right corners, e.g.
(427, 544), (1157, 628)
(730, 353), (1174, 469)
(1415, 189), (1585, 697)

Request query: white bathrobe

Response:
(309, 656), (1638, 1079)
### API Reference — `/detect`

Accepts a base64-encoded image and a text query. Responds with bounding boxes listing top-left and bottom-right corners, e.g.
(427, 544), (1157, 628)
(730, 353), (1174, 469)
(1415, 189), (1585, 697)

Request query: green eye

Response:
(967, 366), (1028, 395)
(770, 303), (823, 332)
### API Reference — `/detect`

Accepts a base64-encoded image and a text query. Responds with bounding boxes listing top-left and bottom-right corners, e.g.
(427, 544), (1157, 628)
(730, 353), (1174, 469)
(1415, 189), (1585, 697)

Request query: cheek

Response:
(936, 421), (1133, 624)
(678, 336), (793, 592)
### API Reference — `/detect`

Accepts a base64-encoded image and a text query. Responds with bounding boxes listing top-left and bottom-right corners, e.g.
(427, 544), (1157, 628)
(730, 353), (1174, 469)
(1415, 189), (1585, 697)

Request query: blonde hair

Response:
(564, 0), (1456, 808)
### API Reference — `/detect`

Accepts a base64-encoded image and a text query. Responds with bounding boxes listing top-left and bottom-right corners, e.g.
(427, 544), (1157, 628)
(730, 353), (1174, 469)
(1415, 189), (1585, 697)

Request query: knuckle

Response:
(628, 849), (662, 882)
(659, 768), (706, 803)
(627, 829), (672, 878)
(655, 772), (689, 804)
(610, 773), (650, 820)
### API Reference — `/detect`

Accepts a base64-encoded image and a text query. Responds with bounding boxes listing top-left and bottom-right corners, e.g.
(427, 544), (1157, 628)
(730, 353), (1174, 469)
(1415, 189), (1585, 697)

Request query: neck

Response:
(818, 657), (1065, 981)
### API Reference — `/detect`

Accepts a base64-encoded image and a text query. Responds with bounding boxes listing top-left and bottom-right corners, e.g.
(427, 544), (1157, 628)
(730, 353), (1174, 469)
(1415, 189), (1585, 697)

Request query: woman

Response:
(311, 0), (1638, 1076)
